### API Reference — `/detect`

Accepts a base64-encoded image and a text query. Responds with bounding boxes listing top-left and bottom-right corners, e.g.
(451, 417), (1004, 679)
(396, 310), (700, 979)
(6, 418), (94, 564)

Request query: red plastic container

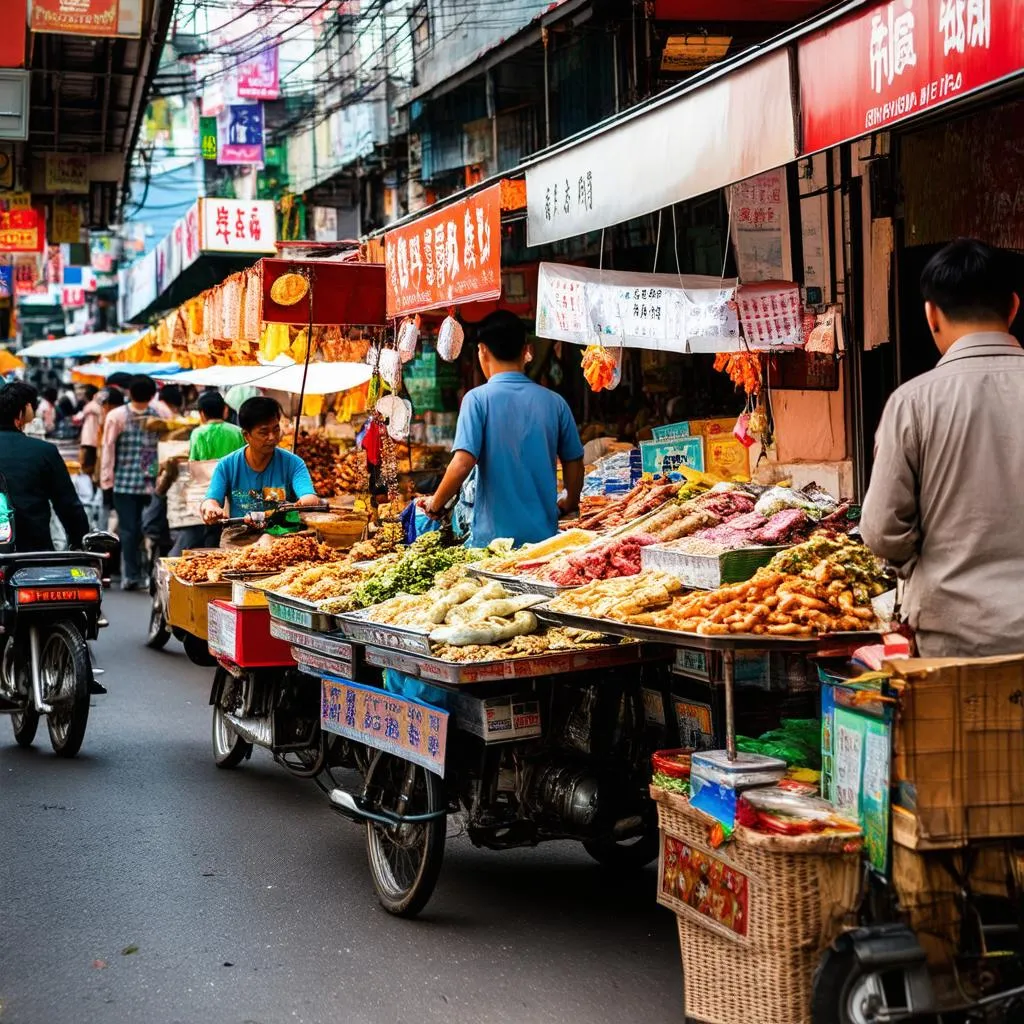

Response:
(207, 600), (295, 668)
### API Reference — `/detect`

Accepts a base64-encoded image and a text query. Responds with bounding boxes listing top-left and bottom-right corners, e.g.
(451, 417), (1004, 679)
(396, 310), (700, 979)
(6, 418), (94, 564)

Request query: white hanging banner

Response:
(525, 50), (796, 247)
(535, 263), (740, 354)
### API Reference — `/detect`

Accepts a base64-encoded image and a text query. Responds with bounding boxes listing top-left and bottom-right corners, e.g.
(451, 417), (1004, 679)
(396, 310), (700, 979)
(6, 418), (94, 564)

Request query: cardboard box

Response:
(704, 434), (750, 481)
(445, 690), (542, 743)
(890, 656), (1024, 845)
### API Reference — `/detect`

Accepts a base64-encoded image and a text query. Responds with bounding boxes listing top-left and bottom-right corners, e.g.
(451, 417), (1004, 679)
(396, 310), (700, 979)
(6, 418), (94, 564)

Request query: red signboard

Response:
(0, 0), (26, 67)
(385, 183), (502, 318)
(0, 209), (44, 253)
(799, 0), (1024, 155)
(31, 0), (119, 36)
(236, 48), (280, 101)
(260, 259), (388, 328)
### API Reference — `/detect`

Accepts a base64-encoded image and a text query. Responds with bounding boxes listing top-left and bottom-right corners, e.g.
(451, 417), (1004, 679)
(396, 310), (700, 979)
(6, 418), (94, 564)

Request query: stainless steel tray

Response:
(269, 619), (354, 660)
(533, 604), (879, 652)
(467, 566), (578, 596)
(361, 639), (650, 686)
(292, 648), (356, 680)
(334, 607), (434, 655)
(264, 591), (340, 633)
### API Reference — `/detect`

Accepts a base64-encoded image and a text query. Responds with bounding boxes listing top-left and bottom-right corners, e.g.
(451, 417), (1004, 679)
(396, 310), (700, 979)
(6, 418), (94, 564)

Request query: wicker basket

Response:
(651, 785), (862, 1024)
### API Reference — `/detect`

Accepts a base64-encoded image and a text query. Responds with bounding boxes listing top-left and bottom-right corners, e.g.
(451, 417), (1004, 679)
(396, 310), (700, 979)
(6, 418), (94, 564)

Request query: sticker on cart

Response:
(207, 603), (237, 659)
(642, 688), (666, 727)
(659, 833), (748, 938)
(321, 676), (448, 778)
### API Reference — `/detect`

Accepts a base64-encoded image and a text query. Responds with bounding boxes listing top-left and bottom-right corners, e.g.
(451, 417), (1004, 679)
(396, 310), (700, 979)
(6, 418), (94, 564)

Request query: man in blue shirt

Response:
(422, 310), (584, 547)
(200, 396), (319, 527)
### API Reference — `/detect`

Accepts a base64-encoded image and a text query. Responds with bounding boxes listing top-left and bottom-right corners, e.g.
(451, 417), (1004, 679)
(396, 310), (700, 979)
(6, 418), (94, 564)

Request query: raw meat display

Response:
(540, 533), (660, 587)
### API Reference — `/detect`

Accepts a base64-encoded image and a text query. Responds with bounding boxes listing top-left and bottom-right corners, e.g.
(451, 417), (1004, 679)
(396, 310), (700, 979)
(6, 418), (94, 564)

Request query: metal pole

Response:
(542, 28), (552, 149)
(723, 648), (736, 760)
(293, 275), (314, 451)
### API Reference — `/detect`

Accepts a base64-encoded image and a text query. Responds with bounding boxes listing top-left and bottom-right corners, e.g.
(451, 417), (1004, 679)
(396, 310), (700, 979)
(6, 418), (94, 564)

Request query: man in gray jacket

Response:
(861, 238), (1022, 657)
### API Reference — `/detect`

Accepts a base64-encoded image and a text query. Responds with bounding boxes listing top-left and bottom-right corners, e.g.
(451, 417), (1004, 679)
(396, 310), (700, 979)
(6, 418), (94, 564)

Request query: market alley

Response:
(0, 590), (682, 1024)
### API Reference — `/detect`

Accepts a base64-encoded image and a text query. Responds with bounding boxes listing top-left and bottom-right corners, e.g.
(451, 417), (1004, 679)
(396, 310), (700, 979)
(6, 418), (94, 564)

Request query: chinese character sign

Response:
(535, 262), (740, 354)
(236, 47), (280, 101)
(198, 198), (276, 254)
(384, 183), (501, 317)
(729, 169), (792, 283)
(0, 209), (44, 253)
(44, 154), (89, 195)
(321, 677), (449, 778)
(799, 0), (1023, 153)
(216, 104), (265, 166)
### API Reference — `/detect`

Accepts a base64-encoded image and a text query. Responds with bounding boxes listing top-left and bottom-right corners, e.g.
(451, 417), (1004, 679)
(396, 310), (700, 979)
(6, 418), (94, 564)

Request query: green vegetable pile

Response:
(351, 533), (489, 609)
(736, 718), (821, 769)
(652, 772), (690, 796)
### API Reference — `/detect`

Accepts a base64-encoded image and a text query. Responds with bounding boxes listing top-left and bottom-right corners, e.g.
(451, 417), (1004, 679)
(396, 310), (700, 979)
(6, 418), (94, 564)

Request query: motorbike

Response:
(0, 531), (119, 757)
(326, 663), (671, 917)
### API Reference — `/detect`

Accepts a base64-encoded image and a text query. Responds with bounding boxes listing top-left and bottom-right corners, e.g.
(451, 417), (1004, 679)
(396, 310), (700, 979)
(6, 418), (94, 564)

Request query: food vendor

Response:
(421, 310), (584, 547)
(200, 396), (319, 536)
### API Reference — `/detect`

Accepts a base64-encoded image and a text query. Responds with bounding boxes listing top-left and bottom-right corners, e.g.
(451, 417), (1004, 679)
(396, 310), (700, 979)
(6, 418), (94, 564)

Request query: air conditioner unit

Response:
(0, 71), (29, 141)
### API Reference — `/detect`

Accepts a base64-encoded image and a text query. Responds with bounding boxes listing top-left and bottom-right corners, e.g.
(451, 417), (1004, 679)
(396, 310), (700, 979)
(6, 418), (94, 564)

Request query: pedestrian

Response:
(420, 310), (585, 547)
(36, 387), (58, 435)
(154, 384), (184, 420)
(861, 238), (1024, 657)
(189, 390), (245, 461)
(100, 375), (170, 590)
(77, 384), (103, 476)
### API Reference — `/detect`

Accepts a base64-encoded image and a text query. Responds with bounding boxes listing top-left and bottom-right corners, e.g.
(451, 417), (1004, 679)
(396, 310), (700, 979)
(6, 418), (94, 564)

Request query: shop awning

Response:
(162, 361), (371, 395)
(524, 48), (797, 246)
(18, 332), (149, 359)
(72, 361), (182, 382)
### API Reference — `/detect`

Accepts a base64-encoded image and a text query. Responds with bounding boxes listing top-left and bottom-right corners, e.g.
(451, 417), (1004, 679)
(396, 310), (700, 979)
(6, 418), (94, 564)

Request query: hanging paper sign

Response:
(236, 47), (280, 101)
(729, 168), (792, 283)
(535, 262), (740, 354)
(0, 209), (43, 253)
(50, 200), (82, 245)
(216, 104), (264, 166)
(45, 153), (90, 194)
(13, 255), (38, 293)
(735, 282), (804, 349)
(384, 183), (502, 317)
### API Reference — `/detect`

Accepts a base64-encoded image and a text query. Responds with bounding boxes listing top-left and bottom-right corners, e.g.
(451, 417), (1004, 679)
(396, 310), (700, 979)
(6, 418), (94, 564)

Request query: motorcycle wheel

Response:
(43, 621), (91, 758)
(11, 707), (39, 747)
(364, 753), (445, 918)
(211, 669), (251, 769)
(583, 829), (660, 870)
(145, 575), (171, 650)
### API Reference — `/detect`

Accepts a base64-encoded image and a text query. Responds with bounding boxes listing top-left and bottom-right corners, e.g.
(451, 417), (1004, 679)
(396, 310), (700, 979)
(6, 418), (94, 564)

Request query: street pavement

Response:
(0, 591), (683, 1024)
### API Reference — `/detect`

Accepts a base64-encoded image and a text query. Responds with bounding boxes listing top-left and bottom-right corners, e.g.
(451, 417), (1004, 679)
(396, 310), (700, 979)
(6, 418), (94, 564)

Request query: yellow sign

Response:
(50, 200), (82, 245)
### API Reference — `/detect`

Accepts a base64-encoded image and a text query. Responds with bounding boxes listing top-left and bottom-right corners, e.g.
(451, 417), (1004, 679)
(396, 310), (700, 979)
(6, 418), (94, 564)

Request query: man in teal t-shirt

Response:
(189, 391), (245, 462)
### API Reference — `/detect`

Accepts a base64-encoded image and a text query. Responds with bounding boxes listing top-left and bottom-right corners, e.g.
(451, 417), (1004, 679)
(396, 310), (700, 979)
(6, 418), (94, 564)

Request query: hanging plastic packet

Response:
(397, 315), (420, 363)
(378, 347), (402, 390)
(375, 394), (413, 441)
(581, 343), (618, 392)
(437, 313), (464, 362)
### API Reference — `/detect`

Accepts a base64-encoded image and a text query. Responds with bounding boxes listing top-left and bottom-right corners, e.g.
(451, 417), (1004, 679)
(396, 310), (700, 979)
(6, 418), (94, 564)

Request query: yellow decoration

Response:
(289, 328), (308, 363)
(270, 273), (308, 306)
(302, 393), (323, 418)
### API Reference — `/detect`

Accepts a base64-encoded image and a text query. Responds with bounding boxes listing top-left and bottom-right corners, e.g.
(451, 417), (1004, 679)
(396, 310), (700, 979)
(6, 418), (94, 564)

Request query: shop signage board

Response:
(199, 117), (217, 161)
(236, 47), (279, 101)
(49, 200), (82, 244)
(44, 154), (89, 194)
(535, 262), (740, 354)
(525, 50), (796, 246)
(31, 0), (118, 36)
(384, 182), (502, 318)
(0, 0), (26, 68)
(321, 676), (449, 779)
(0, 208), (43, 252)
(197, 198), (276, 255)
(216, 103), (265, 166)
(799, 0), (1024, 154)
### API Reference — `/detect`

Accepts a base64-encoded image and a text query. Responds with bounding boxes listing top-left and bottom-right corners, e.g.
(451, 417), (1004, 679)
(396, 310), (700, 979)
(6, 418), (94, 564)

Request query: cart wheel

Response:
(364, 752), (445, 918)
(11, 707), (39, 747)
(146, 598), (172, 650)
(212, 703), (251, 769)
(182, 632), (217, 667)
(583, 829), (660, 870)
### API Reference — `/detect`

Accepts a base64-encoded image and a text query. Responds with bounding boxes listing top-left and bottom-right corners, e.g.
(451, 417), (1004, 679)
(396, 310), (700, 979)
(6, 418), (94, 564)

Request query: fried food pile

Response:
(548, 535), (890, 638)
(172, 534), (334, 583)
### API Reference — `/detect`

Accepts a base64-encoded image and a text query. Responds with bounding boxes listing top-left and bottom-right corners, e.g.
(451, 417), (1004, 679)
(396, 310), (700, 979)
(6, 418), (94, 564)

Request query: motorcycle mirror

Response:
(82, 531), (120, 559)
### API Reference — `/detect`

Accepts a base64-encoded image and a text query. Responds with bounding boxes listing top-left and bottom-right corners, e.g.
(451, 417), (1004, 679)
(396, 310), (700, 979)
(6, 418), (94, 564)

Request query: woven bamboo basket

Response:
(651, 785), (863, 1024)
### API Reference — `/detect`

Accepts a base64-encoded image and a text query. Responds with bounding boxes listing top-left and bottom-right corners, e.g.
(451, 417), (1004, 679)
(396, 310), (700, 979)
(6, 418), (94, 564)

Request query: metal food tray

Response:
(334, 607), (434, 655)
(533, 604), (879, 652)
(361, 638), (648, 686)
(466, 566), (578, 597)
(219, 569), (279, 581)
(292, 648), (355, 680)
(268, 619), (354, 661)
(263, 591), (340, 633)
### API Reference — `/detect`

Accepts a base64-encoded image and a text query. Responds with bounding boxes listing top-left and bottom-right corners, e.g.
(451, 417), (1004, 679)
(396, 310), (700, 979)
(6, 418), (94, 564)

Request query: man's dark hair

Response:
(238, 396), (281, 433)
(83, 385), (99, 400)
(920, 239), (1018, 324)
(197, 391), (227, 421)
(0, 382), (38, 429)
(42, 387), (58, 404)
(104, 387), (125, 409)
(476, 310), (527, 362)
(128, 375), (158, 403)
(159, 384), (183, 411)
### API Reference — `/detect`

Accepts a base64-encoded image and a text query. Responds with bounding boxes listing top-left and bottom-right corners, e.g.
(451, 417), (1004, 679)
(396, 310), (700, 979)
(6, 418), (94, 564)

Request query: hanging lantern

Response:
(437, 314), (464, 362)
(397, 315), (420, 363)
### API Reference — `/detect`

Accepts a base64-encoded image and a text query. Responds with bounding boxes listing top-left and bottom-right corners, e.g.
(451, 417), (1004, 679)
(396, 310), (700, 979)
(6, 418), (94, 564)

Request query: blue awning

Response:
(17, 332), (148, 359)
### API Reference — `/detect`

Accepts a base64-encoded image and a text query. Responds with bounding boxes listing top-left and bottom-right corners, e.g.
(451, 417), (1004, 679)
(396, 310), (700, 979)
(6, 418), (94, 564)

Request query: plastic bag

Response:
(437, 315), (464, 362)
(375, 395), (412, 441)
(754, 485), (837, 520)
(378, 347), (402, 390)
(397, 316), (419, 363)
(581, 344), (618, 392)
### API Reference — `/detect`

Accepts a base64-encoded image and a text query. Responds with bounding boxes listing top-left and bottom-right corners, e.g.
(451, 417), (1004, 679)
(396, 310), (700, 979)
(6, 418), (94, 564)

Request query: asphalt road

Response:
(0, 591), (683, 1024)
